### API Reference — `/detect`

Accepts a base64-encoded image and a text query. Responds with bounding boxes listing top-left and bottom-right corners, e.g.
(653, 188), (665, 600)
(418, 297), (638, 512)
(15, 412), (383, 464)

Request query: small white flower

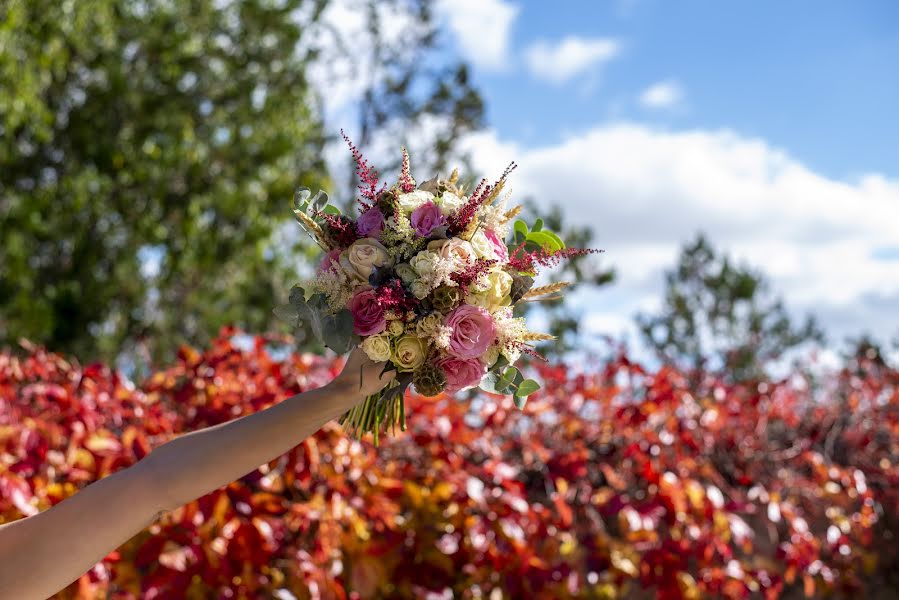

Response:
(410, 250), (439, 276)
(437, 191), (466, 216)
(397, 190), (434, 213)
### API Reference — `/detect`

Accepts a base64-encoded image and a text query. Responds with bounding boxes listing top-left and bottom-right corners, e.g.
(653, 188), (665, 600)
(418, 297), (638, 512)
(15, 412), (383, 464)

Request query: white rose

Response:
(341, 237), (391, 281)
(481, 345), (500, 367)
(427, 238), (474, 263)
(437, 191), (466, 216)
(361, 333), (392, 362)
(410, 280), (431, 299)
(397, 190), (435, 213)
(466, 270), (512, 310)
(410, 250), (439, 276)
(470, 230), (496, 260)
(387, 320), (405, 336)
(392, 335), (427, 371)
(395, 262), (417, 285)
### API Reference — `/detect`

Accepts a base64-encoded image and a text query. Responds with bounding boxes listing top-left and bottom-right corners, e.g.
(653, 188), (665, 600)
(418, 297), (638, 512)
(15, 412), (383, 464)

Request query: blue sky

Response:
(317, 0), (899, 357)
(468, 0), (899, 180)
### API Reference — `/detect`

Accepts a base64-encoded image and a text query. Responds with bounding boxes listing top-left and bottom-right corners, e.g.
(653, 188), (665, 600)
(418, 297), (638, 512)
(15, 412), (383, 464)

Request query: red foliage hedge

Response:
(1, 328), (897, 599)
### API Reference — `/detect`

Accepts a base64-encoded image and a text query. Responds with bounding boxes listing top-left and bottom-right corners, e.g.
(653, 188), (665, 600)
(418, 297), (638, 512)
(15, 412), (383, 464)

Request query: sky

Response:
(316, 0), (899, 356)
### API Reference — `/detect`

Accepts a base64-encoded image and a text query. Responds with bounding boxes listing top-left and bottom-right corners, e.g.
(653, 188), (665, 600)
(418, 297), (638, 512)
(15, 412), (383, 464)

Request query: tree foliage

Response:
(636, 234), (824, 383)
(0, 0), (485, 365)
(2, 331), (895, 599)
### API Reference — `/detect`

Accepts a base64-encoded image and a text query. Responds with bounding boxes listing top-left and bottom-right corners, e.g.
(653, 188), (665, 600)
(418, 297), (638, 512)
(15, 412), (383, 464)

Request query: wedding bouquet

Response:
(276, 132), (597, 443)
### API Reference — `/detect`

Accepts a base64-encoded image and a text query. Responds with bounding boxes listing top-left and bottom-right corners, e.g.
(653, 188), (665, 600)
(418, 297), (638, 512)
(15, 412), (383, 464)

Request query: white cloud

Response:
(435, 0), (520, 71)
(639, 80), (684, 109)
(459, 123), (899, 346)
(525, 36), (620, 84)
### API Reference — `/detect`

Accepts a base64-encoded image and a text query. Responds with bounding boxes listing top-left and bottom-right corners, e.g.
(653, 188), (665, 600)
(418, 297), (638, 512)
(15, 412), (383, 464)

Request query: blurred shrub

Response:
(0, 331), (896, 599)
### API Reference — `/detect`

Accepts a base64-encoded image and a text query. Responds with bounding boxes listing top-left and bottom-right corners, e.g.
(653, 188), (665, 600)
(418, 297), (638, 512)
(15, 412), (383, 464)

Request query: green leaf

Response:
(513, 395), (528, 409)
(513, 219), (529, 244)
(321, 309), (356, 354)
(495, 366), (518, 392)
(526, 231), (562, 252)
(310, 190), (329, 213)
(321, 204), (342, 216)
(543, 231), (566, 250)
(272, 303), (300, 327)
(532, 218), (543, 232)
(294, 187), (311, 212)
(515, 379), (541, 397)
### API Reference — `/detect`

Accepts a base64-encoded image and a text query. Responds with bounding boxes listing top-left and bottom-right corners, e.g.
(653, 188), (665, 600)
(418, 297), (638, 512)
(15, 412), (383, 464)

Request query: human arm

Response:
(0, 348), (392, 600)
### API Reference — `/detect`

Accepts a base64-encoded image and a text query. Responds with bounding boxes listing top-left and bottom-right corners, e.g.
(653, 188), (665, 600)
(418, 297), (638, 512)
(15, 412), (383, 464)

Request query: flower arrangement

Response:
(275, 131), (598, 443)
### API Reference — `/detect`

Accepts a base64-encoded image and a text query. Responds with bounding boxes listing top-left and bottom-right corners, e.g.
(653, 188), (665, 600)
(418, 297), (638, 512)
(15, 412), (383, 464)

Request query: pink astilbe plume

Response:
(399, 147), (415, 193)
(341, 129), (386, 207)
(507, 245), (601, 274)
(375, 279), (419, 313)
(447, 161), (517, 235)
(450, 258), (497, 295)
(317, 211), (360, 248)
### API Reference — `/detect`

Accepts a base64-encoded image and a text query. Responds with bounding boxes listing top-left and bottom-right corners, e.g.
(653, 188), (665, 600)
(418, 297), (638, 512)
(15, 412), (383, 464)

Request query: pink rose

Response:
(348, 287), (386, 336)
(356, 207), (385, 238)
(484, 229), (508, 263)
(445, 304), (496, 359)
(318, 248), (341, 273)
(436, 356), (486, 393)
(410, 201), (446, 237)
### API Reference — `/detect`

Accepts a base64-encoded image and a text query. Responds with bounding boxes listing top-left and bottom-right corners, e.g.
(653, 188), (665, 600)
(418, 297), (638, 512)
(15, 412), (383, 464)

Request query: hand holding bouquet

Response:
(276, 132), (597, 443)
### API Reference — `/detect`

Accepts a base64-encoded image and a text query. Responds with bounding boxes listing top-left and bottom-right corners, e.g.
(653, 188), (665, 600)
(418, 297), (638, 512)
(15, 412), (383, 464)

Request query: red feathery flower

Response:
(450, 258), (498, 295)
(341, 129), (386, 207)
(507, 245), (601, 274)
(376, 279), (419, 312)
(447, 161), (517, 235)
(318, 212), (359, 248)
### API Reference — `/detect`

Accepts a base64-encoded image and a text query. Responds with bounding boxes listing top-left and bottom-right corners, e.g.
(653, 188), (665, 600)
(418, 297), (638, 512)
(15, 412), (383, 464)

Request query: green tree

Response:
(0, 0), (485, 365)
(636, 233), (824, 382)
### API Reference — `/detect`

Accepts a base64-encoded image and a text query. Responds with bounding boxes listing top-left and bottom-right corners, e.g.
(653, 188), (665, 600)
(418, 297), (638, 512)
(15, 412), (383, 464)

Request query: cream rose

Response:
(387, 320), (405, 336)
(410, 250), (439, 276)
(481, 344), (501, 368)
(410, 280), (431, 299)
(397, 190), (435, 213)
(437, 191), (466, 216)
(361, 333), (392, 362)
(341, 237), (391, 281)
(469, 230), (496, 260)
(392, 334), (427, 371)
(466, 270), (512, 311)
(427, 238), (474, 263)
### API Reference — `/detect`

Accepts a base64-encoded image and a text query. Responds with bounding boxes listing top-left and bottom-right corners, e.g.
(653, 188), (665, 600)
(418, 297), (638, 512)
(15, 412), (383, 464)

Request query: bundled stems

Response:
(339, 381), (407, 446)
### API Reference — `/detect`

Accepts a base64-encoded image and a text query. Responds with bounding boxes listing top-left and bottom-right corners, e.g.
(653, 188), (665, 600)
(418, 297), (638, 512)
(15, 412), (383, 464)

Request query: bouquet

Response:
(276, 132), (597, 443)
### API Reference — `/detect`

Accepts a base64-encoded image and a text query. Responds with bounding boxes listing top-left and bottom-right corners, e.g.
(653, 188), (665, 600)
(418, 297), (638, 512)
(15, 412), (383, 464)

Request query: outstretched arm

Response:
(0, 349), (393, 600)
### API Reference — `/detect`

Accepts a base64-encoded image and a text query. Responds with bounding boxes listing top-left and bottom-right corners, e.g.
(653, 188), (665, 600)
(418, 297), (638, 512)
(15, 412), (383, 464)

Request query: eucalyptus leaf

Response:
(320, 309), (357, 354)
(321, 204), (342, 216)
(479, 371), (507, 395)
(513, 395), (528, 409)
(294, 187), (311, 212)
(310, 190), (329, 213)
(515, 379), (541, 397)
(272, 303), (300, 327)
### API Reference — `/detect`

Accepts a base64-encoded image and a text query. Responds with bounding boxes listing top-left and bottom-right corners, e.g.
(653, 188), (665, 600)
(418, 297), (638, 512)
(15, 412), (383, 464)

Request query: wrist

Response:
(325, 378), (365, 409)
